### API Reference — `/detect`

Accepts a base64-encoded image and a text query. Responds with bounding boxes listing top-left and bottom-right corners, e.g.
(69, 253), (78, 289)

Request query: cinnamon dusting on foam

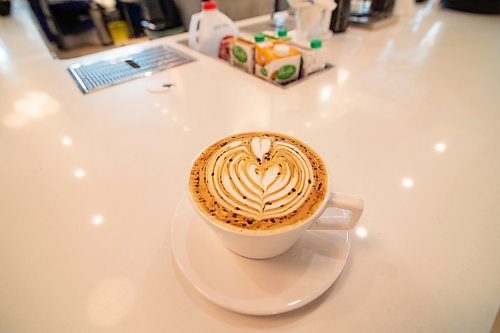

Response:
(189, 132), (328, 231)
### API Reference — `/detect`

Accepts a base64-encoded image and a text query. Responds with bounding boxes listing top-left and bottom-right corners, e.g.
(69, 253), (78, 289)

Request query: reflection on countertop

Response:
(0, 0), (500, 332)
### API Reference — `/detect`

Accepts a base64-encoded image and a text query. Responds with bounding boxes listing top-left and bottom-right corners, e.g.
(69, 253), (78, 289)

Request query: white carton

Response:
(230, 37), (255, 73)
(291, 40), (326, 78)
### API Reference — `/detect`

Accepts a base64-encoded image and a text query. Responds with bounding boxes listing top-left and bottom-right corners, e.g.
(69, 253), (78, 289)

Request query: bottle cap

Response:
(274, 44), (290, 57)
(277, 29), (288, 37)
(254, 33), (265, 42)
(310, 39), (322, 49)
(202, 1), (217, 10)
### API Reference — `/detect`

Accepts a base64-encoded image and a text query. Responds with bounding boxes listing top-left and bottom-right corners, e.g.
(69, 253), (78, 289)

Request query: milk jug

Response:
(188, 1), (239, 58)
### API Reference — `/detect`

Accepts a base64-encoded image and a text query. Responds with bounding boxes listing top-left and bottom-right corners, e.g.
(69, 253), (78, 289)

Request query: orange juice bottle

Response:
(255, 42), (301, 84)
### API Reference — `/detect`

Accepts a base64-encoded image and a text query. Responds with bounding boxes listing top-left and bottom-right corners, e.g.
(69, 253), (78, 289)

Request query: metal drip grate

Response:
(68, 45), (196, 94)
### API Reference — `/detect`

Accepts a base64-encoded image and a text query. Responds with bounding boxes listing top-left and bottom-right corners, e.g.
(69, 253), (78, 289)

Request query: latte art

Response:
(207, 137), (313, 220)
(190, 133), (328, 231)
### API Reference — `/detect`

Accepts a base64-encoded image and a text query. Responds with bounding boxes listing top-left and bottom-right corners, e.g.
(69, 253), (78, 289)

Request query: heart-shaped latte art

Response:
(205, 137), (314, 220)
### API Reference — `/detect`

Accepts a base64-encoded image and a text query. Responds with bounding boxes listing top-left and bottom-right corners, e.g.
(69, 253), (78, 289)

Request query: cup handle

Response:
(309, 192), (364, 230)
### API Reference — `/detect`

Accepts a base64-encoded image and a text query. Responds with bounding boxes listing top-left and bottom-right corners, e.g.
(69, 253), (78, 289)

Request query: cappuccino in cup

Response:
(189, 132), (363, 259)
(189, 132), (328, 231)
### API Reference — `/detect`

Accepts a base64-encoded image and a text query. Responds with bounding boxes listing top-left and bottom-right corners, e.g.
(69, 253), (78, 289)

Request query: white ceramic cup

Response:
(189, 165), (364, 259)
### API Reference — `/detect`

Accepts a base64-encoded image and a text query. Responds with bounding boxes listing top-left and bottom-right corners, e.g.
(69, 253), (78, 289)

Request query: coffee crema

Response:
(189, 132), (328, 231)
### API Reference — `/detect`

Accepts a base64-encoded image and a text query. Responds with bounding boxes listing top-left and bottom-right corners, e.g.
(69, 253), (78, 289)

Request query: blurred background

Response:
(1, 0), (289, 58)
(1, 0), (498, 59)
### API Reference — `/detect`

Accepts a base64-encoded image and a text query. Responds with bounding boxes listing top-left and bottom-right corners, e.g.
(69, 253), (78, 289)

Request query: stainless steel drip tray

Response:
(68, 45), (196, 94)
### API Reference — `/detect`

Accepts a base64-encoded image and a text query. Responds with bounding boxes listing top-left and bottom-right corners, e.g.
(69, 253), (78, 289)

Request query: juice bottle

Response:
(255, 43), (301, 84)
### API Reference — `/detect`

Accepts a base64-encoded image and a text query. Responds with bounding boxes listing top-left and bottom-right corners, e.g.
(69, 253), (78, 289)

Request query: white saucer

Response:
(171, 194), (350, 316)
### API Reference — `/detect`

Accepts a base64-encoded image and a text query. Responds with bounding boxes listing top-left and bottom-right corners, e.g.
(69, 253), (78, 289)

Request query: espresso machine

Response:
(350, 0), (397, 29)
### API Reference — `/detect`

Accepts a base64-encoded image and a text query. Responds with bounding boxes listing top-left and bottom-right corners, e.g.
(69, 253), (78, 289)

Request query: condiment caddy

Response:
(187, 1), (333, 88)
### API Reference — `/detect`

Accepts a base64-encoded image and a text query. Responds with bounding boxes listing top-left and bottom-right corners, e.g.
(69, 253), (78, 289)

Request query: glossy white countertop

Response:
(1, 1), (499, 332)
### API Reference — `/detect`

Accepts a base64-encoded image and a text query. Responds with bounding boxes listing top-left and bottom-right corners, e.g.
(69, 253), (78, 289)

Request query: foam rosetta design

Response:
(205, 137), (314, 220)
